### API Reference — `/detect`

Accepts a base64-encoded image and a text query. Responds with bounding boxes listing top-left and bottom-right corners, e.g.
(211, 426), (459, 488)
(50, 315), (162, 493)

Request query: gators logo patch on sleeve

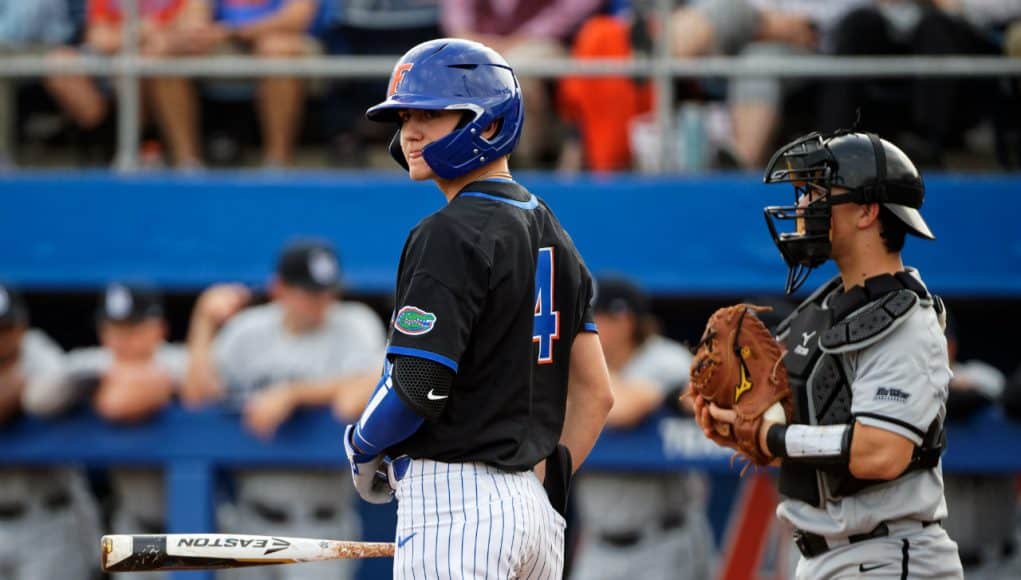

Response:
(395, 306), (437, 335)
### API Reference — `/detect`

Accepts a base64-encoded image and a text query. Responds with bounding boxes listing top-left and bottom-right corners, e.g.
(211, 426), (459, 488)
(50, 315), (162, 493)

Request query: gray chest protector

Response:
(775, 272), (946, 507)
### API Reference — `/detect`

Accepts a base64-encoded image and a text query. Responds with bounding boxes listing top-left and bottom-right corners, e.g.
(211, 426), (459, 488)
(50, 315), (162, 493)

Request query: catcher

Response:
(691, 130), (963, 578)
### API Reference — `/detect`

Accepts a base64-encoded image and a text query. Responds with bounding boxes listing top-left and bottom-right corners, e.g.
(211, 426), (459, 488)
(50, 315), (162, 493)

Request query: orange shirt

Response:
(88, 0), (186, 25)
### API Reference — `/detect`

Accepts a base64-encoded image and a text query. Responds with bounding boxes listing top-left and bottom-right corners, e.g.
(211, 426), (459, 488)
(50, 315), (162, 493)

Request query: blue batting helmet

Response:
(366, 38), (524, 179)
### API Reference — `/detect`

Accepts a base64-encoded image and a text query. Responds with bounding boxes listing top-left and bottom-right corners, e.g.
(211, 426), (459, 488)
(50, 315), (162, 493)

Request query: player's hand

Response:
(693, 395), (739, 450)
(344, 425), (394, 504)
(94, 363), (174, 423)
(195, 284), (250, 327)
(242, 384), (298, 439)
(706, 402), (779, 460)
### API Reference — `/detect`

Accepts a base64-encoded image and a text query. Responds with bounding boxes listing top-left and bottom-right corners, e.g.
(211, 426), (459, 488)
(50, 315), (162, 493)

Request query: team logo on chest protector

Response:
(395, 306), (437, 335)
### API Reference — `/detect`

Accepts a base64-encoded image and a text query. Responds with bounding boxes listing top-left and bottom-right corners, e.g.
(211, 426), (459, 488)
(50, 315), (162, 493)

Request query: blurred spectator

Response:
(43, 0), (197, 167)
(940, 312), (1018, 578)
(818, 0), (1021, 168)
(569, 277), (715, 580)
(0, 283), (102, 580)
(162, 0), (331, 167)
(182, 239), (384, 580)
(25, 283), (184, 556)
(668, 0), (867, 169)
(441, 0), (603, 167)
(1010, 18), (1021, 78)
(557, 8), (653, 172)
(322, 0), (440, 167)
(0, 0), (76, 167)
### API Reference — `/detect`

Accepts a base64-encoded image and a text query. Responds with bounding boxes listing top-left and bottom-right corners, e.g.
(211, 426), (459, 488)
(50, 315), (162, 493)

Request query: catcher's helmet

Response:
(762, 131), (934, 294)
(366, 38), (523, 179)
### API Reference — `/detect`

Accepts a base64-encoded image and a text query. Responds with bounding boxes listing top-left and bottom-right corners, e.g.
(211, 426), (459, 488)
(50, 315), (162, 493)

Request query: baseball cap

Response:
(593, 277), (648, 316)
(97, 283), (164, 323)
(0, 284), (28, 328)
(276, 240), (341, 291)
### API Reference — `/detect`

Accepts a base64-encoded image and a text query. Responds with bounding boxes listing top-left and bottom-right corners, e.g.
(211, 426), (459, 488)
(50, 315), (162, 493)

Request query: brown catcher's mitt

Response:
(688, 304), (792, 466)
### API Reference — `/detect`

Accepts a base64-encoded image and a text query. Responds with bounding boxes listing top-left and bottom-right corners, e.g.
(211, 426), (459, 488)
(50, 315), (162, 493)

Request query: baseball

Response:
(764, 402), (787, 425)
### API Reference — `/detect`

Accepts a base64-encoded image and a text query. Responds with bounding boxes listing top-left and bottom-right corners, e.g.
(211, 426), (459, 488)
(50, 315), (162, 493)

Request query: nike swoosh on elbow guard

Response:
(426, 390), (448, 400)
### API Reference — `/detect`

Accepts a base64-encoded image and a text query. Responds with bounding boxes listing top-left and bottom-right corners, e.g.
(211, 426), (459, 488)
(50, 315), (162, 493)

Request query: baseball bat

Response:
(100, 534), (395, 572)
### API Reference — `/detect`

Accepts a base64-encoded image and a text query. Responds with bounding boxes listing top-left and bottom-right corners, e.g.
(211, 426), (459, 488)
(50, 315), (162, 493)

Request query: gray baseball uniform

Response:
(571, 335), (715, 580)
(213, 301), (385, 580)
(5, 330), (100, 580)
(61, 344), (188, 535)
(776, 269), (962, 579)
(942, 360), (1017, 578)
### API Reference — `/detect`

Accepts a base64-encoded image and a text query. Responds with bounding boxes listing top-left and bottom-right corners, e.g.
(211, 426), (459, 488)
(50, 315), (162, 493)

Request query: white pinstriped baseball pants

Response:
(392, 459), (565, 580)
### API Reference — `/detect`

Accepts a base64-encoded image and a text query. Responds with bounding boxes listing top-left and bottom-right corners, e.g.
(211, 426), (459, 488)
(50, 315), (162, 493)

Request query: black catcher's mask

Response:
(762, 130), (934, 294)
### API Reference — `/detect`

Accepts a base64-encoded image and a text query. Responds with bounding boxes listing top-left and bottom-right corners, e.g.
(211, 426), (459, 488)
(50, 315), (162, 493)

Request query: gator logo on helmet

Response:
(395, 306), (436, 335)
(388, 63), (414, 97)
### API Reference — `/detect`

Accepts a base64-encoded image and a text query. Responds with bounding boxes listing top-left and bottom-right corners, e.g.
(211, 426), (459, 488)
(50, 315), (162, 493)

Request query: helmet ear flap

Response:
(389, 130), (409, 171)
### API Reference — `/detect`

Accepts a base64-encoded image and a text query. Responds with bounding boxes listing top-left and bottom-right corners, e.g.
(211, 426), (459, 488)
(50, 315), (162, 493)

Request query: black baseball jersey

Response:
(386, 179), (597, 471)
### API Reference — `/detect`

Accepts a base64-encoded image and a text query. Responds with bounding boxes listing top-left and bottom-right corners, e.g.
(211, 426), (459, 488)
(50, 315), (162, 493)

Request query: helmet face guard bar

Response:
(762, 133), (841, 294)
(763, 200), (834, 295)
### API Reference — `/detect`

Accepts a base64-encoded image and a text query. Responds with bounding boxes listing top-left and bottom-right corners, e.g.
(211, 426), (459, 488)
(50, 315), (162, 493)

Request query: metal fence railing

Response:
(2, 0), (1019, 172)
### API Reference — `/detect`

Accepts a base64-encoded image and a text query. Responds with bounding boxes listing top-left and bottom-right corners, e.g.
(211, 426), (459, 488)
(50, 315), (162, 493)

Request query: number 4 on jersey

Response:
(533, 246), (560, 364)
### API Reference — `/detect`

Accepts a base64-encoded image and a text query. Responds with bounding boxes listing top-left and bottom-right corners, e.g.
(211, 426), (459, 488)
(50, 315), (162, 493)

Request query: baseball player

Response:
(570, 276), (715, 580)
(342, 38), (614, 580)
(183, 240), (385, 580)
(695, 129), (963, 577)
(0, 283), (100, 580)
(25, 283), (185, 547)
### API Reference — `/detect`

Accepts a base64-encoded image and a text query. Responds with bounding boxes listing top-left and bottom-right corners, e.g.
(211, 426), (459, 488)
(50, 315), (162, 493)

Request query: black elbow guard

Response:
(391, 355), (454, 421)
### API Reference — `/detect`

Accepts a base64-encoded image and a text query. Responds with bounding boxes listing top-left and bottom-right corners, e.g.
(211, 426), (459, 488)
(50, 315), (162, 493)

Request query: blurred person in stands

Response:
(24, 283), (184, 556)
(0, 283), (100, 580)
(440, 0), (603, 167)
(557, 4), (653, 172)
(818, 0), (1021, 168)
(182, 239), (384, 580)
(43, 0), (199, 168)
(161, 0), (331, 168)
(0, 0), (76, 168)
(322, 0), (440, 167)
(939, 311), (1018, 579)
(668, 0), (868, 169)
(569, 277), (715, 580)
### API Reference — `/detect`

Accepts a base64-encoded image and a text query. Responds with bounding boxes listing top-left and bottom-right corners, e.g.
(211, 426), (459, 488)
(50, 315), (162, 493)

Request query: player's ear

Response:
(482, 120), (500, 140)
(858, 202), (881, 229)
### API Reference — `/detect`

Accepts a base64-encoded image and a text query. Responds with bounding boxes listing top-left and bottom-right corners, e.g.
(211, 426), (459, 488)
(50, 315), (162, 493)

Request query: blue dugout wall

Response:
(1, 171), (1019, 296)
